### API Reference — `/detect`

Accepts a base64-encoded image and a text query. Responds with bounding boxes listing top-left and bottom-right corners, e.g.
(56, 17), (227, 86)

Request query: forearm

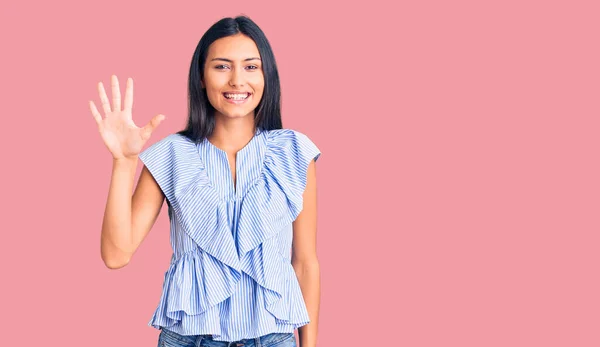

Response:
(100, 157), (137, 268)
(293, 260), (321, 347)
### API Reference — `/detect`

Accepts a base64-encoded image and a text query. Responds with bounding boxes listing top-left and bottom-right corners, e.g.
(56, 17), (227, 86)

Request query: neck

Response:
(209, 114), (257, 152)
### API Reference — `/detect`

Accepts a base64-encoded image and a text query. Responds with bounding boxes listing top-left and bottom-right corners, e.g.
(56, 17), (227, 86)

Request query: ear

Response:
(200, 79), (205, 89)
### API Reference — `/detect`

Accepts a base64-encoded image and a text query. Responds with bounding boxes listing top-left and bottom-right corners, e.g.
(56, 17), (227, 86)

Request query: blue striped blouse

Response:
(138, 128), (321, 342)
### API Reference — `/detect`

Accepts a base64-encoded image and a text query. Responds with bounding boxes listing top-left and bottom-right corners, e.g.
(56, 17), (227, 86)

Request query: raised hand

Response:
(89, 75), (165, 160)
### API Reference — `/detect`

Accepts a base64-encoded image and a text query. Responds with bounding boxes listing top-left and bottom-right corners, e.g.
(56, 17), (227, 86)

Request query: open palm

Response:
(89, 75), (165, 159)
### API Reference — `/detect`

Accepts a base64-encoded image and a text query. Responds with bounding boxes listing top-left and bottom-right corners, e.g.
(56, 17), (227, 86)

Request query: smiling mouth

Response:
(223, 92), (251, 100)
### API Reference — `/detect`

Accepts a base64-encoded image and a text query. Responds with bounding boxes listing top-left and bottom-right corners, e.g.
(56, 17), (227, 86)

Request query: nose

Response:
(228, 67), (245, 87)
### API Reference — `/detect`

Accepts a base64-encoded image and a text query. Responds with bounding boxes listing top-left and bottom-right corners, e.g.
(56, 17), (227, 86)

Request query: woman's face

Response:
(202, 34), (265, 120)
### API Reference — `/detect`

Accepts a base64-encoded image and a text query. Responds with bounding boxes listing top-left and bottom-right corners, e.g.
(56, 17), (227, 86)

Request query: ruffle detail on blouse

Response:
(139, 129), (320, 325)
(237, 129), (321, 258)
(236, 129), (321, 321)
(151, 250), (241, 325)
(240, 240), (310, 322)
(140, 134), (243, 318)
(141, 134), (241, 272)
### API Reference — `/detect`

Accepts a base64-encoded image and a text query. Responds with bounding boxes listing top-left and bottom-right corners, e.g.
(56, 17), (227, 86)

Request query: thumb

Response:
(141, 114), (166, 140)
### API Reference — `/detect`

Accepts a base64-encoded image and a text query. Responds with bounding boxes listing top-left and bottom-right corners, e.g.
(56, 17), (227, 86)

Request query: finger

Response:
(123, 77), (133, 113)
(89, 100), (103, 125)
(141, 114), (165, 140)
(147, 114), (165, 132)
(111, 75), (122, 111)
(98, 81), (111, 114)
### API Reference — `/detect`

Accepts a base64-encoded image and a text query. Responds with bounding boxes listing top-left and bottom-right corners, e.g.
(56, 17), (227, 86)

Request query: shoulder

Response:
(266, 128), (311, 143)
(139, 133), (195, 159)
(266, 128), (320, 157)
(143, 133), (194, 149)
(264, 128), (321, 164)
(138, 133), (200, 200)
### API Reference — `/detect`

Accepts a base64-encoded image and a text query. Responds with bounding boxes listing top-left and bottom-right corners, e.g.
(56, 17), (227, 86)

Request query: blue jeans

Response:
(158, 327), (297, 347)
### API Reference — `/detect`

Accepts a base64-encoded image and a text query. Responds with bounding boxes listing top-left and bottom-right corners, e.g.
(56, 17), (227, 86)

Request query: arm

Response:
(100, 157), (165, 269)
(292, 159), (320, 347)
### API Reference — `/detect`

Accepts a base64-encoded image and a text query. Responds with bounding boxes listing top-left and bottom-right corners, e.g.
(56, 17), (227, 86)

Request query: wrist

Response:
(113, 156), (138, 168)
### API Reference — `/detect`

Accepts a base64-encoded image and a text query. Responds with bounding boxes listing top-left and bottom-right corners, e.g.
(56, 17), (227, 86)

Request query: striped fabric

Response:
(138, 128), (321, 342)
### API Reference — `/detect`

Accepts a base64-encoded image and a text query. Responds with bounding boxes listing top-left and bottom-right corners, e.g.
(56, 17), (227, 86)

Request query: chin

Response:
(218, 109), (255, 119)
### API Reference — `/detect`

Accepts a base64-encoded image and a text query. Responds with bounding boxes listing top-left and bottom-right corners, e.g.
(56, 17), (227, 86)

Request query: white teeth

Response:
(224, 93), (249, 100)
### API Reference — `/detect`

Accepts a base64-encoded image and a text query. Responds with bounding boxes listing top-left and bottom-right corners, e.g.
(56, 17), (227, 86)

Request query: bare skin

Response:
(292, 159), (320, 347)
(89, 74), (166, 269)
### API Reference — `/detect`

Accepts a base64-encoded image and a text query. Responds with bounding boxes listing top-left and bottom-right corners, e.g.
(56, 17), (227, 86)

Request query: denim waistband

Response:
(159, 327), (296, 347)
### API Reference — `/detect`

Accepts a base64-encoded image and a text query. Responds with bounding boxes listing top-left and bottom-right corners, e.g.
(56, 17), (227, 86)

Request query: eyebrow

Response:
(210, 57), (261, 62)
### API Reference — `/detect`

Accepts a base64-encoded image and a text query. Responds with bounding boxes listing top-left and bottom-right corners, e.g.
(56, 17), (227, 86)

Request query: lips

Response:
(223, 92), (251, 100)
(223, 92), (252, 105)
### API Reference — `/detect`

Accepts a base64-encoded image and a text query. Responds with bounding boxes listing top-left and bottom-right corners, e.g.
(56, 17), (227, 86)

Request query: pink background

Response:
(1, 0), (599, 346)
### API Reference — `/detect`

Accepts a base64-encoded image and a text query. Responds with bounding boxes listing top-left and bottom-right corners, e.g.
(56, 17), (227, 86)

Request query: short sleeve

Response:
(294, 131), (322, 164)
(263, 129), (321, 217)
(138, 134), (177, 203)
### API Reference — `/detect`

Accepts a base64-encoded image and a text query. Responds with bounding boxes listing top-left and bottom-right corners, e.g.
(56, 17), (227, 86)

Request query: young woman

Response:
(90, 16), (321, 347)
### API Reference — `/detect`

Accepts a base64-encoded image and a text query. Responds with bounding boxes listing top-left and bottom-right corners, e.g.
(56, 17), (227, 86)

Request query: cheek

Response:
(205, 90), (225, 109)
(206, 90), (220, 103)
(254, 91), (264, 103)
(254, 87), (265, 101)
(203, 71), (225, 90)
(249, 74), (264, 91)
(250, 82), (265, 100)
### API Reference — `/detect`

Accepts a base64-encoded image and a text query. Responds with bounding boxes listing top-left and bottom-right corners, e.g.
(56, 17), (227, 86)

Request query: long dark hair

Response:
(177, 15), (283, 143)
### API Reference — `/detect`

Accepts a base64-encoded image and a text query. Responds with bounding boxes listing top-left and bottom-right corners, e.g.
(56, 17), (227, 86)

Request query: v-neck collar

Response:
(197, 128), (266, 200)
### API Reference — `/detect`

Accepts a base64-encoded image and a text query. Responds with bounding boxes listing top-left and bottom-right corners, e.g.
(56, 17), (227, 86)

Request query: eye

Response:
(215, 65), (229, 70)
(246, 65), (260, 70)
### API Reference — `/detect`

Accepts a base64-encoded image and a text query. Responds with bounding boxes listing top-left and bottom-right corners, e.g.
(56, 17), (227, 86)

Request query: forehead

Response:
(207, 34), (260, 60)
